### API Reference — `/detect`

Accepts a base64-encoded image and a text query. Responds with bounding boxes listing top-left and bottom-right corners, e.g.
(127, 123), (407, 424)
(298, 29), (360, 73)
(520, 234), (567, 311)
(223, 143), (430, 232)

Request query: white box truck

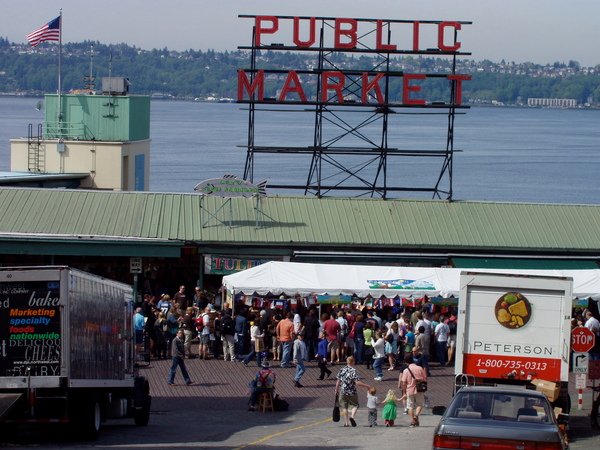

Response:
(0, 266), (151, 439)
(456, 271), (572, 411)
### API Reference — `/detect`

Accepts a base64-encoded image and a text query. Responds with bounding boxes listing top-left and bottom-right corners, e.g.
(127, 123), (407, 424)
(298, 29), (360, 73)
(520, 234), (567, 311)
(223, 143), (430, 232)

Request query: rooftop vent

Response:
(101, 77), (130, 95)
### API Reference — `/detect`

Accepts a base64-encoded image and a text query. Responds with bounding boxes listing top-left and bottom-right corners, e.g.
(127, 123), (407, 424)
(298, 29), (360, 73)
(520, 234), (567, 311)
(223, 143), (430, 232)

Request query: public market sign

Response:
(238, 15), (471, 106)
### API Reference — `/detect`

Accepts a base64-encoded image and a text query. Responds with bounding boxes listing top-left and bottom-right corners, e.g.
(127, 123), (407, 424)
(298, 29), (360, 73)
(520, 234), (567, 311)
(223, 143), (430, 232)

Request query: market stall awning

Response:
(222, 261), (600, 300)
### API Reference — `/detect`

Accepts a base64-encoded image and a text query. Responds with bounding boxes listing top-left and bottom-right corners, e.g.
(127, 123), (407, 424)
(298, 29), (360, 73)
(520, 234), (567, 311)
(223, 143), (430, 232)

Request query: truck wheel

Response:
(133, 377), (151, 426)
(81, 399), (102, 440)
(134, 394), (151, 426)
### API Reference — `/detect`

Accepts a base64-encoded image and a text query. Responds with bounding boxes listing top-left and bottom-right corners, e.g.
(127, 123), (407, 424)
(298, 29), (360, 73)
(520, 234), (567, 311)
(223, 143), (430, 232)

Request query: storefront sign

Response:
(204, 255), (270, 275)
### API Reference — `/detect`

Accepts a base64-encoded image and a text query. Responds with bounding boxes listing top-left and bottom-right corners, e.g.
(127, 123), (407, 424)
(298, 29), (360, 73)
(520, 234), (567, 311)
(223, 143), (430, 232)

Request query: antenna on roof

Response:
(83, 44), (95, 92)
(108, 47), (112, 79)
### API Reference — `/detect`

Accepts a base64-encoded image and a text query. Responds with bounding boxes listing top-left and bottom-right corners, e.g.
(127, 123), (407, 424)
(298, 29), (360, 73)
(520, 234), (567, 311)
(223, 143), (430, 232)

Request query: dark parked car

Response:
(433, 386), (567, 450)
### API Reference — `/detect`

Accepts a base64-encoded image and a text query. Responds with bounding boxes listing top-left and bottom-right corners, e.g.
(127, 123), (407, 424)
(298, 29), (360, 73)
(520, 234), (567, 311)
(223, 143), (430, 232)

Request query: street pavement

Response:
(1, 357), (599, 448)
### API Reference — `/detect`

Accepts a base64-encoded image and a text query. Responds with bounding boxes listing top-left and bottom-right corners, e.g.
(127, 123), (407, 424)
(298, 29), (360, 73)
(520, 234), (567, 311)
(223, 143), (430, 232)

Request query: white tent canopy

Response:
(222, 261), (600, 300)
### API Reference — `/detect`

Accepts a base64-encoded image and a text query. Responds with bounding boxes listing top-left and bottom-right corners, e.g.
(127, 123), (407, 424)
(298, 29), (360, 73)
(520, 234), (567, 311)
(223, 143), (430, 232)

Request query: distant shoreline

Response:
(1, 93), (598, 110)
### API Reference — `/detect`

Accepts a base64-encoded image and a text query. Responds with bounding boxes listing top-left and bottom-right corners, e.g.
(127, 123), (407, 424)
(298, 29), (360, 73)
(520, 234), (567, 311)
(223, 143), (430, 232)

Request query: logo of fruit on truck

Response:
(473, 341), (554, 356)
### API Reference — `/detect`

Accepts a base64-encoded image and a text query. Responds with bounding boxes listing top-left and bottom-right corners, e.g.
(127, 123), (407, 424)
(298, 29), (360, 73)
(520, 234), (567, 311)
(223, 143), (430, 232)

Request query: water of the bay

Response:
(0, 96), (598, 204)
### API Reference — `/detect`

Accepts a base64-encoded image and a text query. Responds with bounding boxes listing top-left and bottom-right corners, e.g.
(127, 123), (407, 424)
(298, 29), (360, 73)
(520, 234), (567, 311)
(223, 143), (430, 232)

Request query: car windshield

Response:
(447, 391), (554, 423)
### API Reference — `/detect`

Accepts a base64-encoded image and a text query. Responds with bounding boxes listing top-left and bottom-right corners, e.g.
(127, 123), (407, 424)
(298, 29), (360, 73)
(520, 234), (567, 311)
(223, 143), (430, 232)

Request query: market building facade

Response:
(0, 187), (599, 301)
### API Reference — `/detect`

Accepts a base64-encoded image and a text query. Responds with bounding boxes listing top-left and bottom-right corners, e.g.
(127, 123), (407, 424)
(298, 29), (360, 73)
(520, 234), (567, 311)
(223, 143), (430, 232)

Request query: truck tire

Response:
(81, 398), (102, 440)
(133, 377), (151, 426)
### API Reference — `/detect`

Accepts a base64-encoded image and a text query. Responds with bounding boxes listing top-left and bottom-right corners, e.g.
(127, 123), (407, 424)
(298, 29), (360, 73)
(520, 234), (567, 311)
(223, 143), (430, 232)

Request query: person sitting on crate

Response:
(248, 360), (276, 411)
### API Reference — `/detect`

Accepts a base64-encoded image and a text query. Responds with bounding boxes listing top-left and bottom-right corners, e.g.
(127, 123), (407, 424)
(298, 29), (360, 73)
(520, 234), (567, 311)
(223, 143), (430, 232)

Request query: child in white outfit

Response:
(366, 386), (378, 427)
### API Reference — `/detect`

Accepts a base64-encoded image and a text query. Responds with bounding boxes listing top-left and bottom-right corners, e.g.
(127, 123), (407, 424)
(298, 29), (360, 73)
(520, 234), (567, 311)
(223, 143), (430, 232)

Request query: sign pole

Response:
(133, 274), (138, 305)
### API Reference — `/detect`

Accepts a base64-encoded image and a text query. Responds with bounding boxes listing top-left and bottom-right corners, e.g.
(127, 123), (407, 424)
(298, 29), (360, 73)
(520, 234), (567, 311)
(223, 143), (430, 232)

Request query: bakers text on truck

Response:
(456, 271), (573, 413)
(0, 266), (151, 439)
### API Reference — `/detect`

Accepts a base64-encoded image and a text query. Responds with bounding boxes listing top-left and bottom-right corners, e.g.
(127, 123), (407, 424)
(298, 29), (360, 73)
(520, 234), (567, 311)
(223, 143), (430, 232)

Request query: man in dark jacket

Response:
(235, 308), (248, 358)
(167, 329), (194, 385)
(303, 309), (320, 361)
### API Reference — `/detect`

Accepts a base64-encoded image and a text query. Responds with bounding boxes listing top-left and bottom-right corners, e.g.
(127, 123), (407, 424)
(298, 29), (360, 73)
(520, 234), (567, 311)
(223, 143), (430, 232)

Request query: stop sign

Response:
(572, 326), (596, 353)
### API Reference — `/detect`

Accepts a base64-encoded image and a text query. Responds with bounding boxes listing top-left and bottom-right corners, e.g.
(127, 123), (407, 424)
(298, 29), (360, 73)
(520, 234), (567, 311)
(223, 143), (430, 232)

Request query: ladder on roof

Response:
(27, 123), (46, 173)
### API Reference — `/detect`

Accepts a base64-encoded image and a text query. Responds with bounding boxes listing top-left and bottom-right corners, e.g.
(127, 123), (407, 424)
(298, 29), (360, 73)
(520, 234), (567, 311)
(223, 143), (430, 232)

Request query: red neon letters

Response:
(253, 16), (463, 52)
(237, 70), (471, 106)
(243, 16), (471, 107)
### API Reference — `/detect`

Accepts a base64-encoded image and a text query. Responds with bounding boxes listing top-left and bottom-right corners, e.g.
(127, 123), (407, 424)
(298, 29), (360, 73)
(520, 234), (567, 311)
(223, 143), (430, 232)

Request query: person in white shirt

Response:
(584, 311), (600, 361)
(585, 310), (600, 333)
(372, 331), (386, 381)
(434, 316), (450, 367)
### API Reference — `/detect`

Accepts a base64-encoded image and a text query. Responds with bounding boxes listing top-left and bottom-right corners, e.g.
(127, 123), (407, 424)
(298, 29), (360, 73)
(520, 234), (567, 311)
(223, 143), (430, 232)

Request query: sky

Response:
(3, 0), (600, 67)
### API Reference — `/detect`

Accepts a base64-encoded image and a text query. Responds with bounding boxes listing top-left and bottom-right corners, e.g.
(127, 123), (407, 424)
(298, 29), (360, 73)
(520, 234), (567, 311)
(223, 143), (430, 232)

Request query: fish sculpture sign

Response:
(194, 174), (268, 198)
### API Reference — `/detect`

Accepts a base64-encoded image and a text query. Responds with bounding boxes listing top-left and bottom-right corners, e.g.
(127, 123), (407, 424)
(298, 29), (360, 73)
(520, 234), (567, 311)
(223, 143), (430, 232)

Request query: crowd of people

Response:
(132, 285), (458, 423)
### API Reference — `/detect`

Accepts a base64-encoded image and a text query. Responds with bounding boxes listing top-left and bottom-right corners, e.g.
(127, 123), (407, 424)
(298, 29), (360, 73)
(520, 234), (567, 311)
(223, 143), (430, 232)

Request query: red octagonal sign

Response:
(572, 326), (596, 353)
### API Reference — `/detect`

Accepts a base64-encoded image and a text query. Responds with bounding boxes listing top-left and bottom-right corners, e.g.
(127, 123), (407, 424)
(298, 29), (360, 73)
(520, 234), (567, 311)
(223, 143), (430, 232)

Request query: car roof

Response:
(456, 386), (547, 398)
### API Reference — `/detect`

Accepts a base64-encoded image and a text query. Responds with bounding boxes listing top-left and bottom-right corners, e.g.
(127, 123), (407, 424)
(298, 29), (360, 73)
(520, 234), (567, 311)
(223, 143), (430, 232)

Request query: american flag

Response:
(26, 15), (61, 47)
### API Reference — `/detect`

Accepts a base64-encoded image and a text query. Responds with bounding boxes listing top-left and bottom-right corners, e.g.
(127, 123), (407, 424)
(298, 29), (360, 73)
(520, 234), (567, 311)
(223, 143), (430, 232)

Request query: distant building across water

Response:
(527, 97), (577, 108)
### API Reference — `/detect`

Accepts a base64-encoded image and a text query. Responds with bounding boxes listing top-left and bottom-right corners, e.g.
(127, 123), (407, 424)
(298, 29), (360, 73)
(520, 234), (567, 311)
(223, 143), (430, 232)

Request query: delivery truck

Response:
(0, 266), (151, 439)
(455, 271), (573, 412)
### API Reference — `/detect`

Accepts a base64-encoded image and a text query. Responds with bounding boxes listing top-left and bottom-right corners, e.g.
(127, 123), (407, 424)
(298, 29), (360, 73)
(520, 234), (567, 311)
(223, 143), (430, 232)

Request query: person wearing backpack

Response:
(248, 360), (276, 411)
(220, 309), (236, 361)
(336, 311), (349, 362)
(197, 306), (211, 360)
(154, 311), (168, 359)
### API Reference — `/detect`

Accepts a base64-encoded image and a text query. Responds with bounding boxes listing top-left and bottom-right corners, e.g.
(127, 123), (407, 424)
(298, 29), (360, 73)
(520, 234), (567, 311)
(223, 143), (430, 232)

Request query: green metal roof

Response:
(1, 187), (600, 256)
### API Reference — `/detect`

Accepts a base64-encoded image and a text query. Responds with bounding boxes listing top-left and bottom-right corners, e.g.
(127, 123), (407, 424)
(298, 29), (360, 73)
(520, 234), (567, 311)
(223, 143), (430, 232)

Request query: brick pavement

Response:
(141, 356), (456, 412)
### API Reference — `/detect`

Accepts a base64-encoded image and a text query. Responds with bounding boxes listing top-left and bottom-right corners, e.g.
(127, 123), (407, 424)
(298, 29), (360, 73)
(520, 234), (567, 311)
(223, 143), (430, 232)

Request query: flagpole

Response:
(58, 9), (63, 124)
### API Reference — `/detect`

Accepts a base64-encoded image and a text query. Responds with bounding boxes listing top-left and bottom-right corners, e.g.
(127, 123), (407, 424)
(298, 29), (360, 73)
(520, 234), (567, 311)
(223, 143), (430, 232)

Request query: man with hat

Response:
(248, 360), (276, 411)
(293, 329), (308, 387)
